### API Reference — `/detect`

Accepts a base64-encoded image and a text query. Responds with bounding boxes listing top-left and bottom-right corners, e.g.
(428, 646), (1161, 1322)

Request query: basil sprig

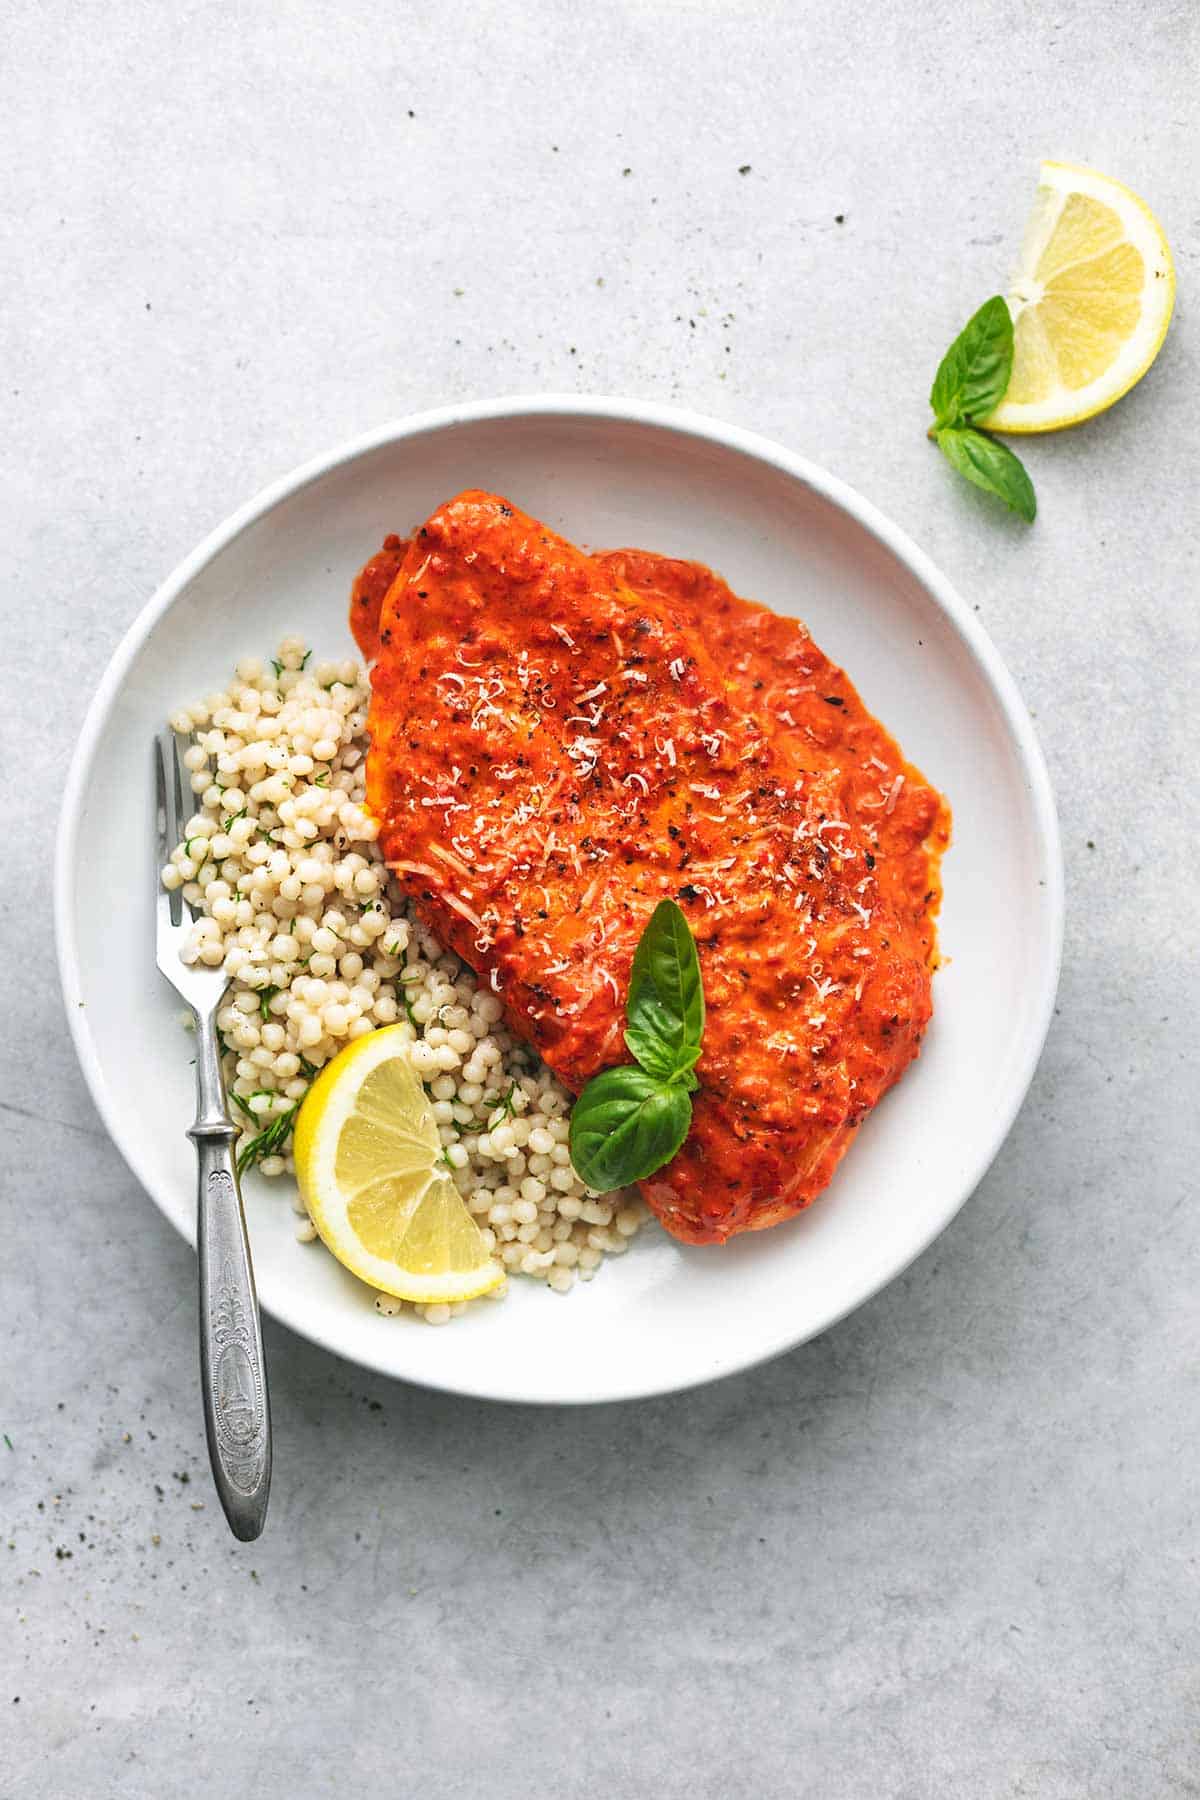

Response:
(929, 296), (1037, 522)
(569, 900), (705, 1192)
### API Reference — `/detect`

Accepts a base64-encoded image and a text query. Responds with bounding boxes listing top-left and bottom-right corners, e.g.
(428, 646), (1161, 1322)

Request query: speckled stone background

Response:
(4, 3), (1198, 1795)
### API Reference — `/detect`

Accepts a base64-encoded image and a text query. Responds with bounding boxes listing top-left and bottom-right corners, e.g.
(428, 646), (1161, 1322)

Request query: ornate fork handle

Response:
(190, 1008), (272, 1539)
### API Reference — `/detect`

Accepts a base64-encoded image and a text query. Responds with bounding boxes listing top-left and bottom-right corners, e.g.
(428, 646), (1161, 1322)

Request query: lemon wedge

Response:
(982, 160), (1174, 434)
(293, 1025), (503, 1303)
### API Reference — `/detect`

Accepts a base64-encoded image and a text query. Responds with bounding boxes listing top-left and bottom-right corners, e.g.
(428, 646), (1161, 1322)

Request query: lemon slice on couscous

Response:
(293, 1025), (504, 1303)
(982, 160), (1175, 434)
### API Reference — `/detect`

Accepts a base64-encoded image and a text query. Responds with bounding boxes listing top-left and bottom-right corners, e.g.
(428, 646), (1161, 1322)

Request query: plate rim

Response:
(54, 394), (1065, 1404)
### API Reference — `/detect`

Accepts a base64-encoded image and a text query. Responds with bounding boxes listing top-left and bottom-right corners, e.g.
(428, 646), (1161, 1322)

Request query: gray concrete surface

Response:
(4, 3), (1198, 1795)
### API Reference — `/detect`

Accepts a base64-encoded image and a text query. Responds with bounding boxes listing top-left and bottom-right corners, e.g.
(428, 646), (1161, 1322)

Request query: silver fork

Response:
(154, 730), (272, 1541)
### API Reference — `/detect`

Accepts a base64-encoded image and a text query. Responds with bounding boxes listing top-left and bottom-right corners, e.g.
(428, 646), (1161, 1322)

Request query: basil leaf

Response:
(624, 899), (705, 1081)
(568, 1065), (692, 1192)
(929, 296), (1014, 428)
(936, 427), (1037, 522)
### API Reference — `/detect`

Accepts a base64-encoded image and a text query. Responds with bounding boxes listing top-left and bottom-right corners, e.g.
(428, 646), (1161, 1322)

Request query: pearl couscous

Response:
(162, 638), (649, 1321)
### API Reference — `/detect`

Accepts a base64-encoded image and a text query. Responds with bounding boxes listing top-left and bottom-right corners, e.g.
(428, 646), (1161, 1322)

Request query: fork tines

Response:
(155, 729), (186, 930)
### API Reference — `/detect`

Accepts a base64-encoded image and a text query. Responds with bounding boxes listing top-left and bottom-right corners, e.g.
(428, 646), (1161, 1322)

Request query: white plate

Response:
(56, 398), (1063, 1405)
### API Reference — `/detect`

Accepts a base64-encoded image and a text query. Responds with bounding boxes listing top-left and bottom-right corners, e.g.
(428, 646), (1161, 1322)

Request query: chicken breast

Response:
(357, 491), (946, 1245)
